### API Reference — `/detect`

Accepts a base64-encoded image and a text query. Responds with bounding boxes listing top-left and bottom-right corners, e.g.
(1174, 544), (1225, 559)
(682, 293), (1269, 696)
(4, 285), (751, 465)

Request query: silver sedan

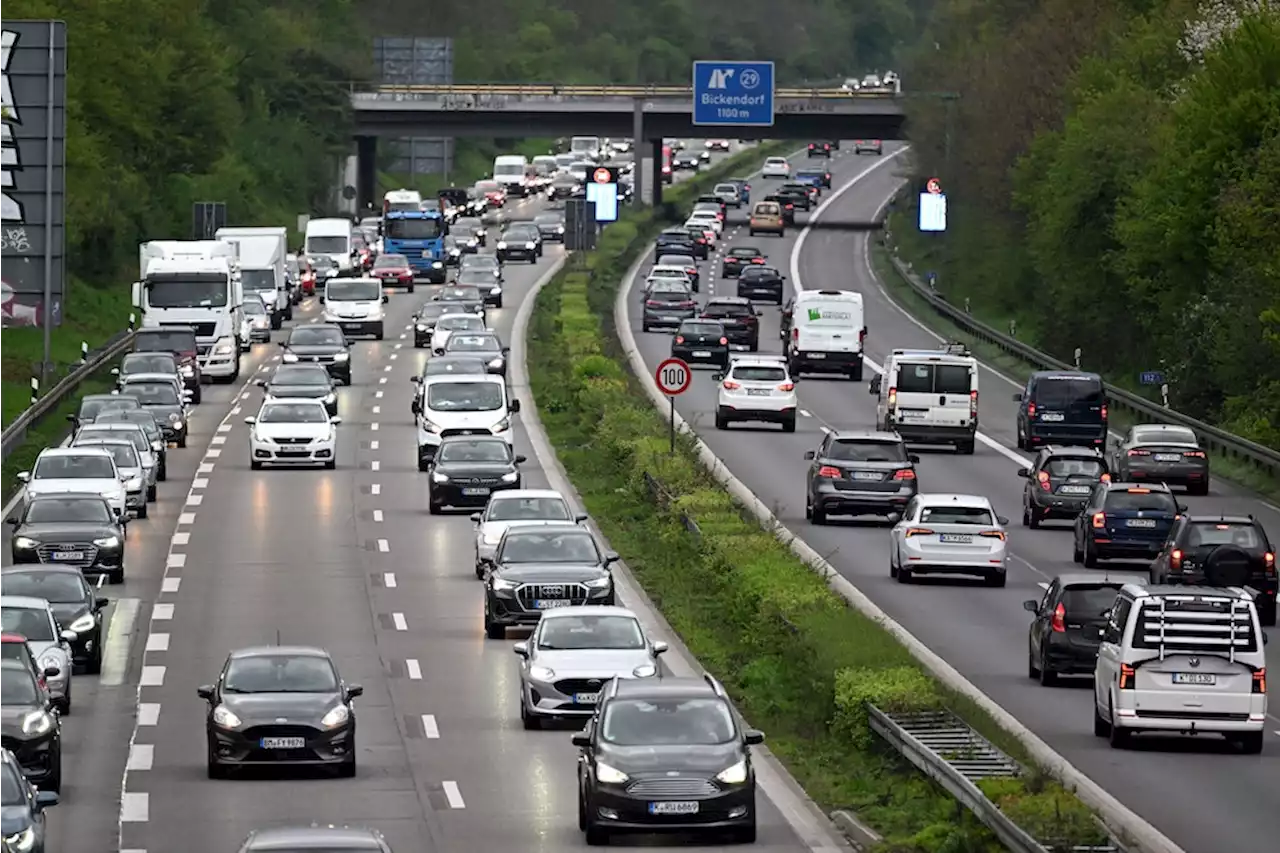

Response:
(1, 596), (76, 712)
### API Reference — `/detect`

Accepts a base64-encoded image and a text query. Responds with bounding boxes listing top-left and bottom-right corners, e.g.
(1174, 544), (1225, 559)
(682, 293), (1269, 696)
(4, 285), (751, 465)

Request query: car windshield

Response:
(456, 271), (494, 287)
(326, 280), (380, 301)
(438, 316), (485, 332)
(33, 454), (115, 480)
(679, 322), (724, 337)
(729, 248), (761, 258)
(1103, 490), (1177, 512)
(1134, 427), (1199, 445)
(475, 181), (500, 193)
(289, 327), (344, 346)
(241, 269), (275, 293)
(80, 427), (147, 452)
(426, 381), (504, 412)
(500, 531), (599, 563)
(2, 572), (85, 604)
(122, 354), (176, 373)
(601, 698), (736, 745)
(651, 282), (689, 296)
(487, 496), (571, 522)
(79, 397), (139, 420)
(82, 442), (139, 469)
(258, 403), (328, 424)
(919, 505), (994, 525)
(731, 366), (786, 382)
(538, 614), (645, 650)
(1, 765), (22, 806)
(534, 213), (563, 225)
(0, 607), (54, 642)
(658, 256), (695, 268)
(438, 440), (511, 463)
(1045, 458), (1105, 478)
(1061, 585), (1123, 618)
(306, 236), (348, 254)
(462, 256), (499, 270)
(123, 382), (179, 405)
(454, 219), (482, 233)
(241, 300), (266, 315)
(1035, 376), (1104, 407)
(417, 303), (449, 321)
(440, 287), (482, 302)
(424, 358), (487, 376)
(23, 497), (113, 524)
(386, 218), (443, 240)
(445, 335), (501, 354)
(136, 331), (196, 353)
(272, 366), (330, 386)
(1187, 522), (1265, 550)
(223, 654), (339, 693)
(826, 440), (908, 463)
(505, 226), (538, 240)
(0, 662), (39, 704)
(741, 267), (779, 279)
(702, 303), (751, 318)
(96, 412), (161, 437)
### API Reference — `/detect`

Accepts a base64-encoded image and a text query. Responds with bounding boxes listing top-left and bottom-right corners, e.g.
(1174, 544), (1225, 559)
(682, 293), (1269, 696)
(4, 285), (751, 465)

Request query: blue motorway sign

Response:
(692, 61), (775, 127)
(1139, 371), (1166, 386)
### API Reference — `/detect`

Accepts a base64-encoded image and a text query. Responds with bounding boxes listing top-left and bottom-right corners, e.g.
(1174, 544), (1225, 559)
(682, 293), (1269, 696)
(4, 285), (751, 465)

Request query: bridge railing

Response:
(349, 82), (898, 100)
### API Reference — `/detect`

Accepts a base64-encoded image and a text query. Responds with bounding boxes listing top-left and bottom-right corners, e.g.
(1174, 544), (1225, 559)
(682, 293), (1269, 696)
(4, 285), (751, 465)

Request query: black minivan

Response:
(1013, 371), (1107, 450)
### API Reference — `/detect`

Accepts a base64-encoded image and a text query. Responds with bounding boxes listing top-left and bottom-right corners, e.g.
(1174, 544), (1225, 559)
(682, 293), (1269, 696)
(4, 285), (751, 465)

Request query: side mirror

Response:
(345, 684), (364, 700)
(17, 471), (31, 483)
(111, 389), (120, 395)
(277, 340), (286, 347)
(244, 416), (257, 425)
(652, 641), (669, 656)
(382, 294), (389, 304)
(803, 450), (815, 460)
(1017, 467), (1031, 478)
(42, 665), (60, 678)
(34, 790), (59, 809)
(95, 596), (109, 610)
(1023, 600), (1038, 612)
(908, 455), (921, 464)
(410, 375), (421, 384)
(66, 414), (77, 423)
(886, 512), (902, 524)
(1263, 631), (1269, 646)
(318, 295), (325, 304)
(59, 630), (77, 643)
(575, 514), (589, 523)
(433, 348), (445, 356)
(997, 515), (1010, 526)
(1177, 502), (1187, 512)
(509, 399), (521, 413)
(869, 377), (882, 394)
(470, 513), (482, 523)
(571, 732), (591, 748)
(196, 685), (214, 700)
(744, 730), (765, 746)
(515, 454), (527, 464)
(110, 367), (120, 375)
(255, 379), (266, 387)
(513, 641), (529, 658)
(5, 516), (17, 525)
(330, 416), (342, 424)
(711, 372), (724, 382)
(1012, 392), (1023, 402)
(604, 554), (619, 566)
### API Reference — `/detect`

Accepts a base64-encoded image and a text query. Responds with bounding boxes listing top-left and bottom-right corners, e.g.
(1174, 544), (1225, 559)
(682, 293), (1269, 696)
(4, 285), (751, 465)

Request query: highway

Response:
(2, 144), (838, 853)
(620, 141), (1280, 853)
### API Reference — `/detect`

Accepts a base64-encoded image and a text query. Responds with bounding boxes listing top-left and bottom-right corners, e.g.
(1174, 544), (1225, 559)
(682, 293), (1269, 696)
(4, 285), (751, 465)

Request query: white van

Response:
(493, 155), (533, 197)
(871, 345), (978, 454)
(321, 276), (386, 339)
(305, 218), (355, 274)
(570, 136), (601, 161)
(784, 290), (866, 380)
(412, 374), (518, 469)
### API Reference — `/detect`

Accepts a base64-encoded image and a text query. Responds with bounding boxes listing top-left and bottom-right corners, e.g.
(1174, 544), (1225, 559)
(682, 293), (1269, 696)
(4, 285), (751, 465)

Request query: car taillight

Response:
(817, 466), (842, 478)
(792, 328), (799, 342)
(887, 387), (897, 406)
(894, 468), (916, 481)
(859, 327), (868, 344)
(674, 336), (685, 344)
(1028, 402), (1037, 417)
(1128, 449), (1151, 456)
(778, 383), (794, 392)
(1263, 552), (1274, 574)
(1119, 663), (1136, 690)
(1170, 548), (1183, 570)
(1051, 603), (1066, 633)
(1183, 450), (1206, 458)
(1092, 512), (1106, 528)
(786, 203), (794, 210)
(1100, 472), (1111, 483)
(678, 300), (696, 309)
(1101, 404), (1108, 420)
(686, 268), (698, 276)
(752, 258), (764, 264)
(904, 527), (934, 538)
(1037, 471), (1052, 491)
(645, 300), (661, 307)
(873, 140), (880, 145)
(979, 530), (1007, 541)
(719, 337), (728, 345)
(1253, 668), (1267, 693)
(969, 389), (978, 417)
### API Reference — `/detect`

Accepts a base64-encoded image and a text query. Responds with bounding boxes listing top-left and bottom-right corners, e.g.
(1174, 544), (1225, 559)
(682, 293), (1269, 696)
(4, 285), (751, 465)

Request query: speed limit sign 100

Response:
(655, 358), (693, 396)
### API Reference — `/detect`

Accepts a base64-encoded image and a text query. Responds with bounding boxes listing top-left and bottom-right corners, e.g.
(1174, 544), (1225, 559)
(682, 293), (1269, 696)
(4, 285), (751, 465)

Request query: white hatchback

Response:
(470, 489), (586, 576)
(18, 447), (127, 519)
(890, 494), (1010, 586)
(686, 211), (723, 236)
(713, 355), (798, 432)
(246, 398), (340, 469)
(762, 157), (791, 178)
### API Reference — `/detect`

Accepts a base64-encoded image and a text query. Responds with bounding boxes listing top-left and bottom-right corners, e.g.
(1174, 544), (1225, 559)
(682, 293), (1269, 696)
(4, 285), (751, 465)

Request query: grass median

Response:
(527, 146), (1109, 850)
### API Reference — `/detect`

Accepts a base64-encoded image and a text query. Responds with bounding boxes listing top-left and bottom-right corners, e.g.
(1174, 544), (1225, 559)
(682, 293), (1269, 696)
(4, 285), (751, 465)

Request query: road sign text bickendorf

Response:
(699, 93), (768, 107)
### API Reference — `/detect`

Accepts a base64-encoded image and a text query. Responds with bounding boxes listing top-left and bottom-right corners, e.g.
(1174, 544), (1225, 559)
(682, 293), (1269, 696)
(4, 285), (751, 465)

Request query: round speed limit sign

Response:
(655, 358), (692, 396)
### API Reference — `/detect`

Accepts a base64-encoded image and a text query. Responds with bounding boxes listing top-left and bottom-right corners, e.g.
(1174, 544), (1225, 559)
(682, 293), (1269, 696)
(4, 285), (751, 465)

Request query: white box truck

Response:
(216, 226), (290, 329)
(133, 240), (245, 382)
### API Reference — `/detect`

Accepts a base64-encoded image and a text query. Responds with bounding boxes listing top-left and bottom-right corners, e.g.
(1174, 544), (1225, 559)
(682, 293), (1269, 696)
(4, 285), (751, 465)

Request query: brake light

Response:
(1092, 512), (1106, 528)
(1253, 668), (1267, 694)
(778, 383), (794, 392)
(1051, 603), (1066, 633)
(786, 203), (794, 210)
(1126, 488), (1151, 494)
(1183, 450), (1206, 458)
(752, 257), (764, 263)
(1100, 473), (1111, 483)
(887, 387), (897, 406)
(1028, 402), (1037, 417)
(970, 389), (978, 417)
(1119, 663), (1136, 690)
(678, 300), (696, 309)
(674, 336), (685, 344)
(1037, 471), (1052, 491)
(1170, 548), (1183, 570)
(1264, 552), (1274, 574)
(686, 268), (697, 276)
(894, 468), (916, 481)
(817, 466), (842, 478)
(723, 380), (741, 390)
(792, 328), (799, 342)
(873, 140), (881, 145)
(904, 527), (934, 538)
(645, 300), (661, 307)
(859, 327), (867, 344)
(979, 530), (1006, 541)
(1101, 404), (1108, 420)
(1128, 449), (1151, 456)
(719, 337), (728, 345)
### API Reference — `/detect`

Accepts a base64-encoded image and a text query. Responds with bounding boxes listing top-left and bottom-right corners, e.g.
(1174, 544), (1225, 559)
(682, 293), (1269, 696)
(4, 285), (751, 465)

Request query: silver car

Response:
(72, 424), (158, 501)
(1, 596), (76, 712)
(471, 489), (586, 577)
(71, 439), (148, 519)
(513, 606), (667, 728)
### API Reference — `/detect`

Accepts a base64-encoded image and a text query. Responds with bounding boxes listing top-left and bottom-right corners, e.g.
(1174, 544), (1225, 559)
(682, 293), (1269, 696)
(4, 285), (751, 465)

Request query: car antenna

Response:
(275, 629), (282, 646)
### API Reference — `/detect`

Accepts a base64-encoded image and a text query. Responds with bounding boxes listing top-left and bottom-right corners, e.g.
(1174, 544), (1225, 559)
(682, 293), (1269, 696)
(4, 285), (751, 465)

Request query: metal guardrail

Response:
(641, 471), (702, 543)
(869, 707), (1125, 853)
(353, 82), (898, 100)
(882, 241), (1280, 481)
(1, 328), (137, 461)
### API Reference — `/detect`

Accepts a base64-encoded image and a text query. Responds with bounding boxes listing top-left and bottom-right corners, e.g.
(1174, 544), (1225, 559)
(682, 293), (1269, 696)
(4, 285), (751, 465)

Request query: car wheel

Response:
(731, 818), (757, 844)
(889, 548), (898, 578)
(715, 413), (729, 430)
(251, 460), (263, 471)
(1238, 731), (1265, 754)
(1083, 539), (1099, 568)
(1028, 506), (1041, 529)
(1038, 651), (1057, 686)
(337, 754), (357, 777)
(408, 284), (415, 293)
(207, 744), (227, 779)
(192, 386), (202, 404)
(782, 415), (796, 433)
(811, 503), (827, 525)
(43, 752), (62, 793)
(1190, 479), (1210, 496)
(429, 500), (443, 515)
(1072, 534), (1084, 563)
(158, 461), (167, 481)
(1258, 598), (1276, 627)
(578, 791), (588, 830)
(520, 699), (541, 730)
(1108, 700), (1130, 748)
(147, 485), (157, 502)
(87, 643), (103, 675)
(109, 566), (124, 585)
(136, 502), (148, 519)
(957, 440), (975, 455)
(324, 459), (336, 470)
(1093, 704), (1110, 737)
(1021, 505), (1031, 527)
(485, 618), (505, 640)
(418, 456), (431, 473)
(495, 297), (503, 308)
(1027, 646), (1039, 679)
(584, 819), (610, 846)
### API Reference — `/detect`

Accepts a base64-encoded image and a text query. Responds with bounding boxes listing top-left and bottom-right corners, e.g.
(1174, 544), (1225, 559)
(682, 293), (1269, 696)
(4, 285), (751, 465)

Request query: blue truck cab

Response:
(383, 209), (448, 283)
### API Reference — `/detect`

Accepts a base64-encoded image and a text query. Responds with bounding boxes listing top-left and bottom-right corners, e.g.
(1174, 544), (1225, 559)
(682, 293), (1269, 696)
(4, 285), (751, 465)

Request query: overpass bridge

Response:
(347, 83), (907, 209)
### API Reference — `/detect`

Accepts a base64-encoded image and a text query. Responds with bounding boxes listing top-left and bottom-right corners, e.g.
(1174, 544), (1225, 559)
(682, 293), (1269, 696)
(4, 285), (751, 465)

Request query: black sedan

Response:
(778, 184), (814, 210)
(701, 297), (761, 350)
(548, 174), (581, 200)
(534, 211), (566, 242)
(456, 267), (504, 309)
(432, 285), (486, 321)
(721, 246), (767, 278)
(6, 493), (126, 585)
(654, 231), (698, 262)
(737, 266), (786, 305)
(117, 377), (188, 446)
(671, 320), (730, 368)
(1025, 574), (1135, 685)
(497, 224), (543, 263)
(443, 235), (465, 266)
(281, 325), (351, 385)
(198, 645), (362, 778)
(0, 751), (59, 852)
(807, 141), (832, 157)
(442, 333), (508, 377)
(428, 436), (526, 513)
(481, 525), (617, 638)
(412, 302), (453, 348)
(1, 566), (109, 673)
(452, 217), (486, 250)
(257, 364), (338, 416)
(0, 660), (62, 792)
(1108, 424), (1210, 495)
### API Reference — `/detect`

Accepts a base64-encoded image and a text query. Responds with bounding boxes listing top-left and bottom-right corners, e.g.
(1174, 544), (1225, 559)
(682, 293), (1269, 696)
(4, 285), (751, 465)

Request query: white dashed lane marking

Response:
(422, 714), (439, 738)
(377, 538), (390, 552)
(373, 509), (383, 522)
(384, 572), (397, 588)
(406, 659), (422, 680)
(392, 612), (407, 631)
(137, 703), (161, 726)
(443, 781), (466, 809)
(152, 603), (174, 620)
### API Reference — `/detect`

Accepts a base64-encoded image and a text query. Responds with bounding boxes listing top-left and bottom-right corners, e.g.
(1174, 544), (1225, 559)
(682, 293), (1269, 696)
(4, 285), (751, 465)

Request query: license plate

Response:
(51, 551), (85, 561)
(807, 352), (825, 359)
(664, 315), (682, 321)
(746, 389), (770, 396)
(1154, 454), (1182, 462)
(279, 446), (308, 453)
(1040, 413), (1065, 422)
(260, 737), (306, 749)
(1173, 673), (1216, 686)
(851, 471), (880, 481)
(649, 801), (699, 815)
(573, 692), (600, 704)
(462, 487), (490, 496)
(939, 533), (974, 543)
(1059, 485), (1092, 494)
(693, 351), (711, 357)
(1126, 519), (1157, 528)
(899, 409), (927, 420)
(534, 600), (573, 609)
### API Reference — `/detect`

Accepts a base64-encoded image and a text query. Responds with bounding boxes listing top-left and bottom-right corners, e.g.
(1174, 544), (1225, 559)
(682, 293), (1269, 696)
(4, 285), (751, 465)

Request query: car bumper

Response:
(522, 675), (632, 719)
(717, 404), (795, 424)
(330, 320), (383, 337)
(642, 309), (696, 328)
(736, 283), (783, 302)
(1090, 535), (1164, 559)
(1026, 424), (1106, 447)
(0, 735), (59, 784)
(200, 351), (239, 377)
(1028, 492), (1089, 518)
(890, 422), (976, 444)
(10, 544), (124, 572)
(430, 479), (521, 507)
(1042, 633), (1103, 674)
(497, 248), (538, 262)
(813, 483), (913, 516)
(588, 784), (755, 831)
(485, 589), (615, 626)
(250, 441), (336, 465)
(789, 350), (861, 372)
(248, 327), (271, 342)
(1113, 694), (1267, 733)
(207, 725), (354, 766)
(671, 345), (729, 366)
(899, 543), (1007, 577)
(1122, 463), (1209, 486)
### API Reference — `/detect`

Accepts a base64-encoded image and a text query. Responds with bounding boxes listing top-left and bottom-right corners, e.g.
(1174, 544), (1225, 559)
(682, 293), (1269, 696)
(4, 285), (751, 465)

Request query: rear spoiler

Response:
(728, 353), (787, 363)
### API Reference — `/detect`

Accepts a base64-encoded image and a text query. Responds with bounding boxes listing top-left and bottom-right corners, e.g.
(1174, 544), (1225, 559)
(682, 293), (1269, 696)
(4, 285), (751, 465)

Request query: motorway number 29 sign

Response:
(655, 358), (692, 396)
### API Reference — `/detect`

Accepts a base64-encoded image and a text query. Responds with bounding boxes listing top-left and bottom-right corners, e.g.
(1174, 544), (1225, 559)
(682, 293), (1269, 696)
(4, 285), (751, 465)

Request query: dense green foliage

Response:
(900, 0), (1280, 448)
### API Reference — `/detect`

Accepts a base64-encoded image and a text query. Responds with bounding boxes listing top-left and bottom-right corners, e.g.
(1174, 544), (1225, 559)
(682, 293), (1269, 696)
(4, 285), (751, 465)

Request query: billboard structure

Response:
(375, 37), (454, 177)
(1, 21), (67, 329)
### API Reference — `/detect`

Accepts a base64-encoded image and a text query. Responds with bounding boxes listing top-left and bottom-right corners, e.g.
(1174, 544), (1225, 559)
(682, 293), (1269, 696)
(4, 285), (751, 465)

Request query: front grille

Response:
(554, 678), (608, 695)
(197, 344), (212, 356)
(162, 321), (217, 337)
(37, 543), (99, 567)
(516, 583), (589, 606)
(453, 476), (502, 486)
(626, 778), (719, 797)
(273, 437), (314, 445)
(242, 724), (319, 741)
(441, 428), (491, 438)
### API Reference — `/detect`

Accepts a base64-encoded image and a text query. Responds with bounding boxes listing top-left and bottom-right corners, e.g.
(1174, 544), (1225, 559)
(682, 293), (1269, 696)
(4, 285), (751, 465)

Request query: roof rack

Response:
(702, 672), (727, 697)
(1140, 592), (1255, 664)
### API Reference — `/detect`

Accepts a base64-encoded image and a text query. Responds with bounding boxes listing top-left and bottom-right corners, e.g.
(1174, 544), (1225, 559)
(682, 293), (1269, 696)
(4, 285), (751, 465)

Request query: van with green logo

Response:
(782, 290), (866, 380)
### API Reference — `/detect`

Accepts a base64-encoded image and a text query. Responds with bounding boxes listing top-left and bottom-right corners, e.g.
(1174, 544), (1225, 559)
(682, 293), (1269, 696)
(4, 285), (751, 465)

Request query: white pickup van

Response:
(783, 290), (867, 380)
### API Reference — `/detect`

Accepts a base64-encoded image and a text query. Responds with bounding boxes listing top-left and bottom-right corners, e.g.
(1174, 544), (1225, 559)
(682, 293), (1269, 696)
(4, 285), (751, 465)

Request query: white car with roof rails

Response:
(713, 354), (799, 432)
(72, 423), (159, 500)
(784, 289), (867, 380)
(413, 374), (518, 470)
(890, 493), (1010, 586)
(686, 210), (723, 235)
(646, 266), (694, 291)
(870, 344), (979, 454)
(245, 398), (340, 470)
(1094, 584), (1268, 753)
(430, 313), (490, 356)
(68, 438), (148, 518)
(761, 157), (790, 178)
(471, 489), (587, 576)
(17, 448), (127, 519)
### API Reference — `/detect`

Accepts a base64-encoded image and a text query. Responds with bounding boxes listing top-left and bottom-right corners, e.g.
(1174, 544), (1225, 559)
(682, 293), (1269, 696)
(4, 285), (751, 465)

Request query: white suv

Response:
(713, 355), (798, 432)
(1094, 584), (1268, 753)
(762, 157), (790, 179)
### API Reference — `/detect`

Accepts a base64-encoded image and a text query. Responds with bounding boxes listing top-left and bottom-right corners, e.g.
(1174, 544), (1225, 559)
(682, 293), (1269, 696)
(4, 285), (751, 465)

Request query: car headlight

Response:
(432, 261), (443, 269)
(491, 418), (510, 433)
(595, 762), (629, 784)
(69, 613), (96, 633)
(38, 652), (61, 673)
(432, 471), (450, 483)
(526, 242), (536, 249)
(415, 324), (427, 331)
(496, 241), (508, 250)
(490, 286), (502, 295)
(212, 704), (242, 729)
(151, 439), (164, 452)
(483, 532), (503, 545)
(169, 412), (182, 424)
(213, 337), (235, 355)
(126, 477), (143, 491)
(333, 352), (350, 362)
(12, 536), (38, 550)
(583, 576), (612, 589)
(488, 357), (504, 369)
(529, 665), (555, 681)
(716, 759), (748, 785)
(21, 710), (53, 737)
(466, 239), (478, 247)
(500, 471), (518, 483)
(557, 225), (565, 233)
(490, 576), (518, 591)
(632, 663), (658, 678)
(93, 535), (120, 548)
(320, 704), (351, 729)
(4, 826), (35, 852)
(180, 364), (194, 375)
(283, 352), (299, 363)
(324, 392), (336, 403)
(422, 419), (443, 434)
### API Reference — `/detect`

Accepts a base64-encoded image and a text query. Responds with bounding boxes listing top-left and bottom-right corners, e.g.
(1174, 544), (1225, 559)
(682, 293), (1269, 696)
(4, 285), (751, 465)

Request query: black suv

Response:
(1149, 514), (1276, 625)
(775, 184), (812, 211)
(481, 525), (617, 638)
(737, 266), (786, 305)
(701, 297), (761, 350)
(804, 430), (919, 524)
(654, 231), (698, 262)
(280, 324), (352, 385)
(411, 302), (452, 349)
(1018, 446), (1109, 528)
(1024, 573), (1135, 685)
(807, 141), (832, 158)
(1014, 371), (1108, 450)
(427, 436), (526, 514)
(671, 320), (730, 368)
(574, 674), (762, 844)
(133, 326), (202, 401)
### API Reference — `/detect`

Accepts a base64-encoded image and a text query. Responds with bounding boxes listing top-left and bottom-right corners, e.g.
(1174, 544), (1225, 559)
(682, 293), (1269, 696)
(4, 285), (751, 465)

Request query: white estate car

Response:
(761, 157), (791, 179)
(713, 355), (799, 432)
(17, 447), (127, 519)
(889, 493), (1010, 586)
(430, 313), (489, 356)
(471, 489), (586, 576)
(245, 398), (340, 470)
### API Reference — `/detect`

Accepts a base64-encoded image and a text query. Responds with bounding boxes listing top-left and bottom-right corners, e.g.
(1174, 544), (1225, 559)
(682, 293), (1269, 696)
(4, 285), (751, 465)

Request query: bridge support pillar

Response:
(355, 136), (378, 214)
(651, 138), (664, 207)
(632, 100), (645, 208)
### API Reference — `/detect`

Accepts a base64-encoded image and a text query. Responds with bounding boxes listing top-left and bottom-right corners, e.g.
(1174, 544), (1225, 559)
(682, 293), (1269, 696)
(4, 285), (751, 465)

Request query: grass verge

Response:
(527, 146), (1109, 850)
(874, 211), (1280, 504)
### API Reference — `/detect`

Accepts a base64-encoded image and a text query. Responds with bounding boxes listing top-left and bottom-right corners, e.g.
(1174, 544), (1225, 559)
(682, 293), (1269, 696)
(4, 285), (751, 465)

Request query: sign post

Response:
(654, 357), (692, 453)
(692, 61), (775, 128)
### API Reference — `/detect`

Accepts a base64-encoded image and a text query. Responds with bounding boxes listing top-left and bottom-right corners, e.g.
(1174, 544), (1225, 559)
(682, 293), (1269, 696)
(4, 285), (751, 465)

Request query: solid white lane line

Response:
(127, 744), (154, 771)
(377, 539), (390, 552)
(161, 577), (180, 593)
(152, 603), (175, 620)
(406, 659), (422, 679)
(145, 633), (169, 652)
(137, 703), (161, 726)
(392, 612), (407, 631)
(373, 509), (384, 522)
(422, 714), (440, 738)
(120, 792), (149, 822)
(384, 572), (397, 588)
(99, 598), (141, 686)
(443, 781), (465, 809)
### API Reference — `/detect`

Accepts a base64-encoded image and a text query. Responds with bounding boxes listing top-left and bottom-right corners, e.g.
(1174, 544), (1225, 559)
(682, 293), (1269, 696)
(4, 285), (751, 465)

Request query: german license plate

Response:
(462, 487), (490, 496)
(746, 389), (770, 396)
(51, 551), (85, 561)
(534, 600), (572, 609)
(1040, 413), (1065, 421)
(851, 471), (880, 481)
(573, 692), (599, 704)
(1060, 485), (1092, 494)
(280, 446), (307, 453)
(649, 801), (699, 815)
(1173, 672), (1216, 686)
(1126, 519), (1157, 528)
(808, 352), (826, 359)
(940, 533), (973, 543)
(693, 351), (711, 358)
(260, 737), (306, 749)
(1154, 454), (1181, 462)
(900, 409), (926, 419)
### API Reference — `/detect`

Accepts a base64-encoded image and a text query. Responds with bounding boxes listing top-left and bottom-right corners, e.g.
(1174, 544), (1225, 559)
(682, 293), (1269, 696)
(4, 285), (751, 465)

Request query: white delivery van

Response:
(305, 218), (355, 274)
(870, 344), (978, 454)
(784, 290), (867, 380)
(412, 374), (518, 469)
(493, 155), (533, 197)
(570, 136), (601, 161)
(321, 276), (387, 340)
(215, 226), (290, 329)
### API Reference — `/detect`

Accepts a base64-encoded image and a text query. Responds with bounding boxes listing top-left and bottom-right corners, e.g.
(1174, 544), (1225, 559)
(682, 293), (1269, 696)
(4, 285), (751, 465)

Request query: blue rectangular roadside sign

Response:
(692, 61), (775, 127)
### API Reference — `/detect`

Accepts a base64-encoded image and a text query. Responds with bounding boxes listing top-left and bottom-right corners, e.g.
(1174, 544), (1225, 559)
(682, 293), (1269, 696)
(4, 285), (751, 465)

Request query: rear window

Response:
(680, 322), (723, 336)
(1134, 427), (1198, 445)
(1186, 522), (1265, 550)
(1133, 596), (1258, 652)
(704, 303), (751, 317)
(895, 362), (971, 395)
(731, 366), (786, 382)
(1033, 375), (1104, 407)
(1103, 490), (1177, 512)
(919, 505), (994, 525)
(135, 331), (196, 352)
(1045, 458), (1105, 478)
(753, 203), (780, 215)
(826, 440), (907, 463)
(1061, 585), (1122, 617)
